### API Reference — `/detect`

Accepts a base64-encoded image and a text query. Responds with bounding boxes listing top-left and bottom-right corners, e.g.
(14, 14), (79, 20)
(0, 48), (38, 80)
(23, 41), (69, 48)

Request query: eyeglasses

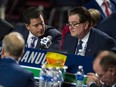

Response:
(66, 22), (81, 27)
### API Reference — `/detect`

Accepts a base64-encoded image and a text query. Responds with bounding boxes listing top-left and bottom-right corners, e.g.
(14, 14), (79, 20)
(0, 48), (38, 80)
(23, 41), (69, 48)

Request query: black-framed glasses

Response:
(66, 22), (81, 27)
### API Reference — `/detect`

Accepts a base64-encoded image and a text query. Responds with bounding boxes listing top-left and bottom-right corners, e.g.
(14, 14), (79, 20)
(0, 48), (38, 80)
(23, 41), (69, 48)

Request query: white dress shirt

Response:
(76, 32), (90, 56)
(26, 32), (38, 48)
(96, 0), (112, 16)
(112, 83), (116, 87)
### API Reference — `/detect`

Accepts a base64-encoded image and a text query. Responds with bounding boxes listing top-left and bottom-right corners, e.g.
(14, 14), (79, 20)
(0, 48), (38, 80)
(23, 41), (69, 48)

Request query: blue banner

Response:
(19, 47), (94, 74)
(19, 47), (47, 68)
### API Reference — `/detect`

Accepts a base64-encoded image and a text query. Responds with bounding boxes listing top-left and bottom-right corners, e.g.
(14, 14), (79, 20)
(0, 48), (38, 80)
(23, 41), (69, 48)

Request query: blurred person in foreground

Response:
(84, 0), (116, 22)
(0, 18), (14, 42)
(13, 7), (61, 51)
(97, 13), (116, 41)
(86, 50), (116, 87)
(0, 32), (35, 87)
(88, 8), (101, 27)
(61, 6), (116, 57)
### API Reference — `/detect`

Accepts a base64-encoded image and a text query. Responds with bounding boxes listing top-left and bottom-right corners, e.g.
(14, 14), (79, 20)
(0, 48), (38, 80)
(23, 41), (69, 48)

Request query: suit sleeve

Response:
(27, 73), (35, 87)
(89, 83), (99, 87)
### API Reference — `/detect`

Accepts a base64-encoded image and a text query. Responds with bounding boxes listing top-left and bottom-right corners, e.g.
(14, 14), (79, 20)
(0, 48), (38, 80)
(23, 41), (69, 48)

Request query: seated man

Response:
(84, 0), (116, 21)
(13, 7), (62, 51)
(0, 32), (35, 87)
(87, 50), (116, 87)
(61, 6), (116, 57)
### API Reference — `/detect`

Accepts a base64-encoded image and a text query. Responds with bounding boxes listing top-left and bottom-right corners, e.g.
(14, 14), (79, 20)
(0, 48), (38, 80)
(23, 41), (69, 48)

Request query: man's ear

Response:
(25, 24), (30, 30)
(84, 21), (89, 30)
(112, 67), (116, 76)
(108, 67), (115, 76)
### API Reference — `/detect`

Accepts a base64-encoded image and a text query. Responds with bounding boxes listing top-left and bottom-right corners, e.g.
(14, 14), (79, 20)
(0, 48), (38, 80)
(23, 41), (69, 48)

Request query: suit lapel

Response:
(67, 33), (78, 54)
(36, 38), (41, 49)
(62, 33), (77, 54)
(110, 0), (116, 12)
(23, 26), (29, 42)
(85, 29), (95, 56)
(93, 0), (106, 18)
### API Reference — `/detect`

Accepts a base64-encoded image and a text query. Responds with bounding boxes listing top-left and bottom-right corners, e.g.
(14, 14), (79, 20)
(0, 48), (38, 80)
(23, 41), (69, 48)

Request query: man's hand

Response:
(86, 73), (102, 86)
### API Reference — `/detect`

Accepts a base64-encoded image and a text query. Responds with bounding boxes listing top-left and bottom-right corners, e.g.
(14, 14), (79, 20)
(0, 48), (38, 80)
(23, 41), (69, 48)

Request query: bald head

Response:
(96, 51), (110, 59)
(93, 50), (116, 85)
(2, 32), (25, 60)
(93, 51), (111, 71)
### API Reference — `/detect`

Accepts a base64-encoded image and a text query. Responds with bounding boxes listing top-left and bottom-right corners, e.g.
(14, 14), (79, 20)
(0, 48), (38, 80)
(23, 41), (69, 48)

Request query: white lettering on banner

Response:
(27, 52), (38, 63)
(20, 50), (46, 64)
(20, 51), (30, 62)
(41, 54), (46, 64)
(35, 53), (46, 64)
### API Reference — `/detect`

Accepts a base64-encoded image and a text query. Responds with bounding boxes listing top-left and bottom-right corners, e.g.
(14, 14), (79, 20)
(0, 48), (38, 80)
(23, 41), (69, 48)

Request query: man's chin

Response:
(71, 33), (76, 37)
(105, 83), (111, 86)
(37, 33), (44, 37)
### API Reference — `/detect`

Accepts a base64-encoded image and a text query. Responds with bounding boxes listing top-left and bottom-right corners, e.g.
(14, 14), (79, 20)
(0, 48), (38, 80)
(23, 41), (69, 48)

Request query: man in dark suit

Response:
(86, 51), (116, 87)
(61, 6), (116, 57)
(97, 13), (116, 41)
(13, 7), (61, 51)
(0, 18), (14, 41)
(84, 0), (116, 21)
(0, 32), (35, 87)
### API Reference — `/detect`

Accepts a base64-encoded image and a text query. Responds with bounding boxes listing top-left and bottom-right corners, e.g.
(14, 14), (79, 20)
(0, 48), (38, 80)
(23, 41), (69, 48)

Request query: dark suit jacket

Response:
(84, 0), (116, 21)
(89, 83), (115, 87)
(13, 23), (62, 51)
(97, 13), (116, 41)
(0, 58), (35, 87)
(62, 28), (116, 57)
(0, 18), (14, 41)
(89, 83), (99, 87)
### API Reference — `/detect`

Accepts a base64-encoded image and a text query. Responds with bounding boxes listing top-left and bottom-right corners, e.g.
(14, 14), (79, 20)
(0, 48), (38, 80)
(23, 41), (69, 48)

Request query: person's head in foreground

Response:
(1, 32), (25, 61)
(93, 50), (116, 86)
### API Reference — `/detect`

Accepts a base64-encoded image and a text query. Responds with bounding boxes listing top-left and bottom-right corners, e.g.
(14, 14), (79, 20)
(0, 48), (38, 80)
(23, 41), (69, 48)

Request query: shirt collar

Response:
(3, 57), (18, 63)
(28, 32), (36, 39)
(112, 83), (116, 87)
(81, 32), (90, 44)
(96, 0), (110, 6)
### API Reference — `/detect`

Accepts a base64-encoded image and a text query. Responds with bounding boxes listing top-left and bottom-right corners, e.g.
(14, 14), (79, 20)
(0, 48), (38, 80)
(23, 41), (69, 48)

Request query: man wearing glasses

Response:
(61, 6), (116, 57)
(13, 7), (61, 51)
(86, 50), (116, 87)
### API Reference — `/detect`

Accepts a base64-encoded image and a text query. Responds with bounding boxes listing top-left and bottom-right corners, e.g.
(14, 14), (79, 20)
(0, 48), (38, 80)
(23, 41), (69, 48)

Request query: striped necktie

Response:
(103, 1), (111, 16)
(75, 40), (83, 55)
(30, 36), (37, 48)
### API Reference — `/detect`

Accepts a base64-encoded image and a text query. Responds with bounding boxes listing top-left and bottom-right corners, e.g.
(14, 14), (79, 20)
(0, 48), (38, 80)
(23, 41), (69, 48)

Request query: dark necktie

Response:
(103, 1), (111, 16)
(30, 36), (37, 48)
(75, 40), (83, 55)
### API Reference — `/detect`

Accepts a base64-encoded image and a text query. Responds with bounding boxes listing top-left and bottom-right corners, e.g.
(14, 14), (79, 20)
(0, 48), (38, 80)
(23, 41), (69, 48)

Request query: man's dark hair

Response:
(100, 51), (116, 71)
(23, 7), (43, 24)
(68, 6), (91, 26)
